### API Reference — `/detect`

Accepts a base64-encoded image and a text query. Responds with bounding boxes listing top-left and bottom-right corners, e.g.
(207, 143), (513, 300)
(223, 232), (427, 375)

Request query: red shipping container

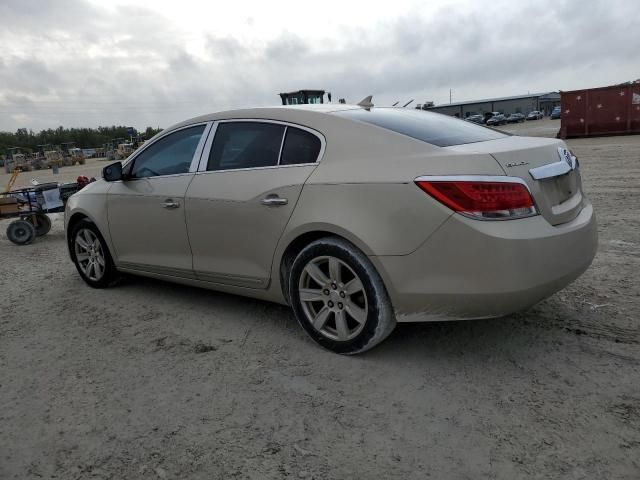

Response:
(559, 83), (640, 138)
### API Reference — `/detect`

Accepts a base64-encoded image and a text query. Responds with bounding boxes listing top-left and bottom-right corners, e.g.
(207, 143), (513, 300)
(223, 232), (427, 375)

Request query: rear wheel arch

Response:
(286, 235), (396, 354)
(278, 228), (378, 305)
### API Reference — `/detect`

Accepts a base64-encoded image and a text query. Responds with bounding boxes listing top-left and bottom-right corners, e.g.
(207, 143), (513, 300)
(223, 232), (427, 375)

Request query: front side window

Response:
(130, 125), (205, 178)
(207, 122), (285, 171)
(280, 127), (322, 165)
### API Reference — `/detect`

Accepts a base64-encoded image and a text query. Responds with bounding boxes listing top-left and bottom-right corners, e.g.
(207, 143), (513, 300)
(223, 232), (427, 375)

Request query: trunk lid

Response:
(445, 136), (584, 225)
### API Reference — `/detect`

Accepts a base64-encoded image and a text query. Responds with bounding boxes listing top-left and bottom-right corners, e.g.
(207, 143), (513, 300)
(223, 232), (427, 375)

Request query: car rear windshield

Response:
(334, 108), (507, 147)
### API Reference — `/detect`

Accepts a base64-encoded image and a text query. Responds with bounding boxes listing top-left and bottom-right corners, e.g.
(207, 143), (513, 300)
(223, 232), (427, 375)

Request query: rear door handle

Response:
(261, 195), (288, 206)
(162, 199), (181, 209)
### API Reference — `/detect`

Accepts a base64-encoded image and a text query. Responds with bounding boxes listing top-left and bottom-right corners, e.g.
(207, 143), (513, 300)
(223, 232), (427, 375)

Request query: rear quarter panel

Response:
(276, 117), (507, 257)
(268, 112), (508, 301)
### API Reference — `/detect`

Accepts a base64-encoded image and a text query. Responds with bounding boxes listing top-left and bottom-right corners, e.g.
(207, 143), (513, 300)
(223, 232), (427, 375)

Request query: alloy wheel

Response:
(74, 228), (106, 281)
(298, 256), (368, 341)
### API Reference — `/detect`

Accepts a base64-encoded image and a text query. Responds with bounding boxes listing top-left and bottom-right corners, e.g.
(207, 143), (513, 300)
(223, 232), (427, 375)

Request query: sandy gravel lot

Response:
(1, 121), (639, 479)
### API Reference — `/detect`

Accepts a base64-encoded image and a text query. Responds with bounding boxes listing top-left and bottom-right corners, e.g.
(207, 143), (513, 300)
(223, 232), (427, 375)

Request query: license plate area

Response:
(548, 171), (577, 205)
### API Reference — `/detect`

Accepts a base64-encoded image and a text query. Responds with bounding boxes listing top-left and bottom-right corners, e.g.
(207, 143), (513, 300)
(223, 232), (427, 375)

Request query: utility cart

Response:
(0, 182), (80, 245)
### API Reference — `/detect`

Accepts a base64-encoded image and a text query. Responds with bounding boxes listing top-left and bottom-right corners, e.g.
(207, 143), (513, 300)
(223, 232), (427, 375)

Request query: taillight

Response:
(415, 177), (537, 220)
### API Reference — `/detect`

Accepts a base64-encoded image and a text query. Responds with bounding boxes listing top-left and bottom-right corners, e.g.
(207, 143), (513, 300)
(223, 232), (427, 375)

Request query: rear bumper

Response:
(371, 203), (598, 322)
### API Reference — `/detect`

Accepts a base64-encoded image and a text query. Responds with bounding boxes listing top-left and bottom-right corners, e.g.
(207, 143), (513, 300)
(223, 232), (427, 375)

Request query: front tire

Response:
(289, 237), (396, 354)
(70, 219), (118, 288)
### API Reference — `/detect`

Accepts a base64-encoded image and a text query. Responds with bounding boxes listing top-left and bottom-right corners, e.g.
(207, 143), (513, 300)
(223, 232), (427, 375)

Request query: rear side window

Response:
(208, 122), (285, 171)
(334, 108), (506, 147)
(280, 127), (322, 165)
(130, 125), (205, 178)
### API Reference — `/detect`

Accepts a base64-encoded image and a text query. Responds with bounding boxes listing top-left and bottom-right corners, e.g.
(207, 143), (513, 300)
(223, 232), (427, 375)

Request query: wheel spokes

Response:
(335, 310), (349, 340)
(328, 257), (341, 283)
(304, 262), (329, 286)
(346, 300), (366, 325)
(75, 229), (105, 281)
(312, 306), (331, 330)
(93, 259), (103, 279)
(298, 255), (369, 342)
(76, 235), (90, 250)
(88, 261), (96, 279)
(345, 277), (364, 295)
(82, 229), (94, 246)
(76, 252), (90, 262)
(299, 288), (324, 302)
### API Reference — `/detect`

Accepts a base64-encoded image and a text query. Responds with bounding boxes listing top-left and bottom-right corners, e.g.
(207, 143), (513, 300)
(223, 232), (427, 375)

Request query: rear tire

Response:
(7, 220), (36, 245)
(70, 219), (119, 288)
(289, 237), (396, 354)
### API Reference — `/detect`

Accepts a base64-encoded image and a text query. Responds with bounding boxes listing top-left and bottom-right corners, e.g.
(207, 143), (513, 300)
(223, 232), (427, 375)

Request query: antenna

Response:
(392, 101), (399, 106)
(402, 99), (414, 107)
(357, 95), (374, 108)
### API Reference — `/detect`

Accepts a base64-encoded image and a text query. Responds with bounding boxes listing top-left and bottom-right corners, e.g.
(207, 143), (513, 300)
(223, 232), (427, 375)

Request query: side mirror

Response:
(103, 162), (123, 182)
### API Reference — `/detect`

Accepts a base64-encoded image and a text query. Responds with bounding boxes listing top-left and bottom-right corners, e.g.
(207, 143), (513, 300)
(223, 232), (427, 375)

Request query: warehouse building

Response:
(427, 92), (561, 118)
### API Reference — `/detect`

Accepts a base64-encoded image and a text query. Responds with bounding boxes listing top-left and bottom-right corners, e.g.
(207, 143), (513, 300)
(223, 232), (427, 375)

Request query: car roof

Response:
(165, 104), (365, 132)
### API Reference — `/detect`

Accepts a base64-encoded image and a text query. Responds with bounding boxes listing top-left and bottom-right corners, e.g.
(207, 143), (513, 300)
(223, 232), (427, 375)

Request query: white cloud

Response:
(0, 0), (638, 131)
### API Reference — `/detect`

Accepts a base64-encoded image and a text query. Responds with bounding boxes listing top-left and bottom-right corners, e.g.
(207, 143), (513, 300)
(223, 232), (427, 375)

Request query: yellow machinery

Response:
(45, 150), (64, 168)
(4, 169), (20, 192)
(69, 147), (86, 165)
(116, 143), (133, 160)
(11, 153), (32, 171)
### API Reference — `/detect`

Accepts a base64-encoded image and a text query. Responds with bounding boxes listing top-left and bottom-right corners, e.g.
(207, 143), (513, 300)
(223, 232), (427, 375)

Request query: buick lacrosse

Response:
(65, 105), (597, 354)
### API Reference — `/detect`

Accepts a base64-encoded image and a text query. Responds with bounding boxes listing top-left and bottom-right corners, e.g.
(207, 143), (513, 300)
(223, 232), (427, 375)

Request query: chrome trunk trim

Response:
(529, 147), (578, 180)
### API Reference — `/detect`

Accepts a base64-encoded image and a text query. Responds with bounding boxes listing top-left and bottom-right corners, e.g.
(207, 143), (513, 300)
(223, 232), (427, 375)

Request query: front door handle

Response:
(162, 199), (180, 209)
(261, 195), (288, 207)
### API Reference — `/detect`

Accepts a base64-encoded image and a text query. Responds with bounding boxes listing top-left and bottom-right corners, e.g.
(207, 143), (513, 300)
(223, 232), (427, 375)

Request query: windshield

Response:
(334, 108), (507, 147)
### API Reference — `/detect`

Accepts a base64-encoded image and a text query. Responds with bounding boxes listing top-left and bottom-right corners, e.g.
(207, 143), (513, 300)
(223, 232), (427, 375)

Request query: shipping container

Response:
(559, 83), (640, 138)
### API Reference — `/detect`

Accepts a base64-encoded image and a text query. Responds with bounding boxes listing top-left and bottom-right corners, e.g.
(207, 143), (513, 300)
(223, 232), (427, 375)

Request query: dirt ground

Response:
(1, 119), (639, 479)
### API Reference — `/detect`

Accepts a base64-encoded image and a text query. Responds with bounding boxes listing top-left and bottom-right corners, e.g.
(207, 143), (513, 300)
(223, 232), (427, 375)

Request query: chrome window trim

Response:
(122, 121), (212, 175)
(194, 163), (317, 177)
(277, 126), (288, 165)
(197, 118), (326, 173)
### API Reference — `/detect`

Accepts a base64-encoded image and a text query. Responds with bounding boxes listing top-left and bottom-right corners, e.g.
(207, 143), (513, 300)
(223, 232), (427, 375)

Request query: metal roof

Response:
(279, 89), (326, 95)
(431, 92), (560, 108)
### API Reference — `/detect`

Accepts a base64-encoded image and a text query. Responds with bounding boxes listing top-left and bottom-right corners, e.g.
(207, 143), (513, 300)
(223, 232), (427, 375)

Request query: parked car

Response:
(507, 113), (525, 123)
(465, 114), (484, 124)
(65, 106), (597, 354)
(486, 114), (507, 126)
(550, 106), (561, 119)
(483, 111), (501, 124)
(527, 110), (544, 120)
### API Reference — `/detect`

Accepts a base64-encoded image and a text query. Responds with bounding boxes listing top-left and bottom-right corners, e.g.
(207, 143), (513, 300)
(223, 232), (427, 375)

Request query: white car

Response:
(65, 105), (597, 354)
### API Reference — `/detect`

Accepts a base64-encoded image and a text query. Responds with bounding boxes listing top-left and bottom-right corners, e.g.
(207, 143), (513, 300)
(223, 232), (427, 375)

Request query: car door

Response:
(107, 123), (210, 278)
(185, 120), (323, 288)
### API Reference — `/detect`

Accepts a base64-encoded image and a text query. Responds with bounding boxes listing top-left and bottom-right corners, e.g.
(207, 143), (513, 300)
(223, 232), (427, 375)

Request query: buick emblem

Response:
(558, 147), (575, 169)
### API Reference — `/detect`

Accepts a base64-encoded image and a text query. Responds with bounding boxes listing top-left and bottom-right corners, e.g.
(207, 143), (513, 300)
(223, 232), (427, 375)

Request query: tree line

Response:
(0, 126), (164, 156)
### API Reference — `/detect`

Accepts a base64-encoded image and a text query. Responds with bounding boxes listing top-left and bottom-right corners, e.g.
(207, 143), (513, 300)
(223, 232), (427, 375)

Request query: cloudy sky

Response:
(0, 0), (638, 131)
